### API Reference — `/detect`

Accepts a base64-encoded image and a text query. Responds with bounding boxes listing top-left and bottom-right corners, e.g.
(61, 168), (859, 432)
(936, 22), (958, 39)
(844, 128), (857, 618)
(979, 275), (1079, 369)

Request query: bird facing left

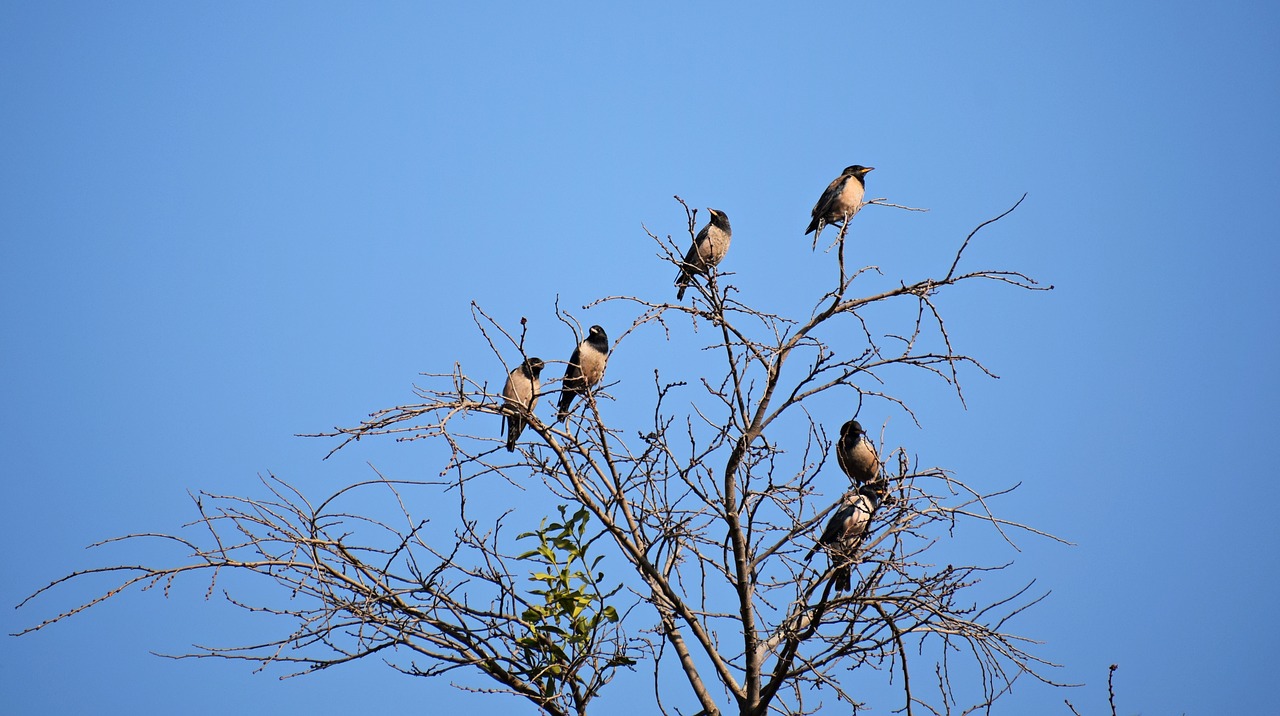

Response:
(835, 418), (890, 501)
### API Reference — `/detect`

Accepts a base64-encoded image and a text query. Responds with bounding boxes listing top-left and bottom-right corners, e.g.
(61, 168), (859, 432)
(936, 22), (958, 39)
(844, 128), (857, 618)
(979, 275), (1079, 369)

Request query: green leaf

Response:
(552, 537), (575, 552)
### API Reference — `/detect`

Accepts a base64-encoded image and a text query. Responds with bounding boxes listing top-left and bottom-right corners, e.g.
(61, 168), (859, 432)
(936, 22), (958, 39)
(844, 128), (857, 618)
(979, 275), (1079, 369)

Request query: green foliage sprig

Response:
(516, 505), (634, 699)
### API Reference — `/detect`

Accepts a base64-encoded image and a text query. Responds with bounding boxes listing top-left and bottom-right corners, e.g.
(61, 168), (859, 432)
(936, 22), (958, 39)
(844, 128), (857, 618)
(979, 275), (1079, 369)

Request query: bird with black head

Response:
(804, 484), (881, 592)
(675, 208), (732, 300)
(500, 357), (545, 452)
(557, 325), (609, 422)
(836, 418), (890, 501)
(806, 164), (874, 246)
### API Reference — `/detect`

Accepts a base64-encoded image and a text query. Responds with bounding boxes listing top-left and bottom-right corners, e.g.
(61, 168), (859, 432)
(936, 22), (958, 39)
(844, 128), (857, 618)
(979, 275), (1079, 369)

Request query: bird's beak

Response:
(861, 167), (875, 174)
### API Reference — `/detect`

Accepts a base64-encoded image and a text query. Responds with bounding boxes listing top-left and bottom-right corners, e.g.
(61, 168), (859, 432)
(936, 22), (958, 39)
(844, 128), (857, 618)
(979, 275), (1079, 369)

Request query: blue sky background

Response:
(3, 2), (1278, 714)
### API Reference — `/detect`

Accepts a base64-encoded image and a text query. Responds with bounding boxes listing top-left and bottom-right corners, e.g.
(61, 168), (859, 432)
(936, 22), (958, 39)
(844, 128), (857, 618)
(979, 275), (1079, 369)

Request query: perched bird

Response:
(501, 357), (546, 452)
(556, 325), (609, 421)
(804, 484), (880, 592)
(805, 165), (874, 244)
(836, 418), (890, 500)
(836, 419), (879, 484)
(675, 208), (733, 300)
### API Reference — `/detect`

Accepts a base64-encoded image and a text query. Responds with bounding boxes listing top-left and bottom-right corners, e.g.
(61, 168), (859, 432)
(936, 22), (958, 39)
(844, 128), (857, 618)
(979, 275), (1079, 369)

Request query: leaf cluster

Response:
(514, 506), (633, 696)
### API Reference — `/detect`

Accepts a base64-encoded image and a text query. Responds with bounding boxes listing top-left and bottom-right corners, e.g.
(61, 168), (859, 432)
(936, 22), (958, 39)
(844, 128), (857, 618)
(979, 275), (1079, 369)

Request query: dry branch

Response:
(17, 196), (1060, 716)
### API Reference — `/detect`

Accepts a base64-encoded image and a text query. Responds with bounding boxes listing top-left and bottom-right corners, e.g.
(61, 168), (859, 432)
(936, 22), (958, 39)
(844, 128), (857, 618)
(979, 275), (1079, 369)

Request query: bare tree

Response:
(17, 192), (1063, 716)
(1065, 664), (1121, 716)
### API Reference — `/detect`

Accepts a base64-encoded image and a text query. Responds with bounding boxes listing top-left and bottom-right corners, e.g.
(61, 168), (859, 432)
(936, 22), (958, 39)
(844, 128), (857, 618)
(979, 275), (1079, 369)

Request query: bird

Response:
(804, 484), (880, 592)
(500, 357), (545, 452)
(836, 418), (890, 501)
(805, 165), (874, 245)
(675, 208), (732, 300)
(836, 419), (879, 484)
(556, 325), (609, 421)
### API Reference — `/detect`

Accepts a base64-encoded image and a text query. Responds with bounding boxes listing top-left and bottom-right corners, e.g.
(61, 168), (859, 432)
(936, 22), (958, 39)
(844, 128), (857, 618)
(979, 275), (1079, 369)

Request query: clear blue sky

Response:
(3, 3), (1277, 714)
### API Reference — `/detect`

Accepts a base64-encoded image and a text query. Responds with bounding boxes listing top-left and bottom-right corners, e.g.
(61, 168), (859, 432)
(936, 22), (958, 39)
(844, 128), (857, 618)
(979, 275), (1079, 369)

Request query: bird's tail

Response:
(556, 391), (575, 422)
(833, 565), (851, 593)
(505, 414), (523, 452)
(675, 266), (691, 300)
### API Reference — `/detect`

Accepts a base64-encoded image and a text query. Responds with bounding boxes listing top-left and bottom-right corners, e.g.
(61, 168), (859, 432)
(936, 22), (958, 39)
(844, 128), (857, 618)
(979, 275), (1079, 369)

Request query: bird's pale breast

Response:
(841, 495), (874, 540)
(847, 439), (877, 475)
(831, 179), (865, 218)
(503, 373), (538, 408)
(579, 348), (607, 386)
(700, 226), (731, 267)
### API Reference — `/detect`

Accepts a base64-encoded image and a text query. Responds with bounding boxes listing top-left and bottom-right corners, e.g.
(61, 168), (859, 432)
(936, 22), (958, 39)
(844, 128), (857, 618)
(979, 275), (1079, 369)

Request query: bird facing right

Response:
(804, 484), (881, 592)
(805, 164), (874, 245)
(675, 208), (732, 300)
(501, 357), (545, 452)
(556, 325), (609, 422)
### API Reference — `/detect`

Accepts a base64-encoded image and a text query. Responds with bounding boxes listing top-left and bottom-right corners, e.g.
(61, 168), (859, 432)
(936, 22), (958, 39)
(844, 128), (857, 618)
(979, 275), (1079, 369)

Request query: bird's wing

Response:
(499, 373), (514, 434)
(502, 368), (532, 403)
(562, 346), (585, 390)
(811, 175), (849, 220)
(859, 440), (881, 482)
(694, 223), (711, 249)
(864, 442), (881, 480)
(501, 372), (518, 402)
(817, 503), (854, 546)
(677, 238), (703, 280)
(835, 433), (853, 482)
(677, 225), (718, 293)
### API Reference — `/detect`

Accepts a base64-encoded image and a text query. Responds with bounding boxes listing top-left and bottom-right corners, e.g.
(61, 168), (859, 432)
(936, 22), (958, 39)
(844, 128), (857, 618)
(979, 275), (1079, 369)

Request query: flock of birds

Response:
(496, 164), (884, 592)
